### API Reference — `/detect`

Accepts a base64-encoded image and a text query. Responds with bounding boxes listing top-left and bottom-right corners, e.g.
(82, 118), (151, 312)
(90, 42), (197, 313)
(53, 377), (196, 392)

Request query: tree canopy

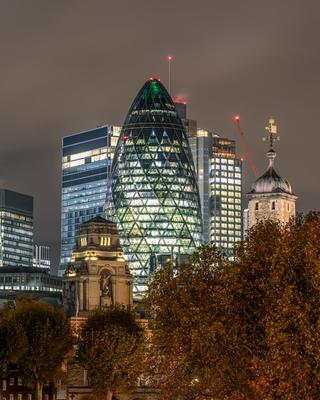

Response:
(0, 298), (73, 400)
(77, 306), (146, 400)
(146, 215), (320, 399)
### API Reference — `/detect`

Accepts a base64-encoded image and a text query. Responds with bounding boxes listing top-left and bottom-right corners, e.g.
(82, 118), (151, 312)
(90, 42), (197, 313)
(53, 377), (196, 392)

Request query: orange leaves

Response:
(146, 214), (320, 399)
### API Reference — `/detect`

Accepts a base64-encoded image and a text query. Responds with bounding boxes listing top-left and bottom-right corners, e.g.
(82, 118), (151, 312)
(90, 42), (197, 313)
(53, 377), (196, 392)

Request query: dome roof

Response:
(249, 150), (292, 194)
(250, 166), (292, 194)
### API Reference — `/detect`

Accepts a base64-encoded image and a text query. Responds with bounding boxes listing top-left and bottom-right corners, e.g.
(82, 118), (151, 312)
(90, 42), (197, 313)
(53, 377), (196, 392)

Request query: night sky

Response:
(1, 1), (319, 272)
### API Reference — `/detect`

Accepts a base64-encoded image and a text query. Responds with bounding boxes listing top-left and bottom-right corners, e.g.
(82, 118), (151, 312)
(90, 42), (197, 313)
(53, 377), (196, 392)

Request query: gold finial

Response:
(263, 116), (280, 149)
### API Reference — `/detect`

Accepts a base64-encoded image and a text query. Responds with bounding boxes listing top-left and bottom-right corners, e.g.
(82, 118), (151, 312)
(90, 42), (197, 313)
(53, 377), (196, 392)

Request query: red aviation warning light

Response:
(167, 55), (173, 61)
(233, 115), (240, 122)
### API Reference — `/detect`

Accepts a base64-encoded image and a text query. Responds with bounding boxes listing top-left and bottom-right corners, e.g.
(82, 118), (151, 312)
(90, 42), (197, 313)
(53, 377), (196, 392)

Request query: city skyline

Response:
(0, 1), (318, 270)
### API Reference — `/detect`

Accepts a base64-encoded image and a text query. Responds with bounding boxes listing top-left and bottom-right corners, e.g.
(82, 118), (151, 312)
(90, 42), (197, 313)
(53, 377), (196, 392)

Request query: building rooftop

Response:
(249, 149), (293, 195)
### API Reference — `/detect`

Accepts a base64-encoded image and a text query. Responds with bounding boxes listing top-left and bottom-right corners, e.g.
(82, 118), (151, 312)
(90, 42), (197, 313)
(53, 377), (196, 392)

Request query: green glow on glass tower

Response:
(109, 78), (202, 296)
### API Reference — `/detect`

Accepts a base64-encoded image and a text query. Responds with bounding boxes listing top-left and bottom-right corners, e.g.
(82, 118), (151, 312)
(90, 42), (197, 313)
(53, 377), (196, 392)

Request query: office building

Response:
(33, 245), (50, 269)
(0, 189), (33, 268)
(175, 102), (243, 250)
(174, 99), (197, 137)
(110, 78), (202, 296)
(188, 128), (213, 243)
(60, 125), (121, 275)
(210, 136), (243, 256)
(245, 117), (297, 231)
(0, 266), (61, 294)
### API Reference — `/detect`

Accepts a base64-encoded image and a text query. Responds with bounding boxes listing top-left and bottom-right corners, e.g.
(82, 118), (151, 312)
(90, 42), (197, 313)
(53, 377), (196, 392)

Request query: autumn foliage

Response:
(146, 215), (320, 399)
(77, 307), (146, 400)
(0, 299), (73, 400)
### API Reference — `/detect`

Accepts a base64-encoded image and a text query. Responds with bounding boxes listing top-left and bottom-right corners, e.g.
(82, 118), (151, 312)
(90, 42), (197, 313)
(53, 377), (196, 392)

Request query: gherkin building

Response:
(109, 78), (202, 296)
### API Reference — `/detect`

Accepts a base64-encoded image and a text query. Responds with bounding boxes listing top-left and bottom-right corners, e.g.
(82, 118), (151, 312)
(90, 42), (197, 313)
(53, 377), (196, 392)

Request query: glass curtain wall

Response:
(109, 79), (202, 296)
(209, 137), (242, 257)
(60, 125), (120, 275)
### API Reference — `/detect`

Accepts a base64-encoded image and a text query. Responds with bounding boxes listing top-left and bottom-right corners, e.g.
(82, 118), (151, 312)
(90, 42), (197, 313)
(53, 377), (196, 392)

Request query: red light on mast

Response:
(167, 55), (173, 61)
(233, 115), (240, 122)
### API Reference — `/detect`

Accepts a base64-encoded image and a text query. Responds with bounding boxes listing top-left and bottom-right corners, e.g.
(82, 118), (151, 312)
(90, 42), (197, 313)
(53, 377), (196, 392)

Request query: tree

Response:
(77, 307), (146, 400)
(146, 215), (320, 399)
(0, 298), (73, 400)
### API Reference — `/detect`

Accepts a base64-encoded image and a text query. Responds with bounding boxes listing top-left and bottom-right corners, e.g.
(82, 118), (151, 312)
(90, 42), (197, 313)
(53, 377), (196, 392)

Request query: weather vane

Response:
(263, 116), (280, 150)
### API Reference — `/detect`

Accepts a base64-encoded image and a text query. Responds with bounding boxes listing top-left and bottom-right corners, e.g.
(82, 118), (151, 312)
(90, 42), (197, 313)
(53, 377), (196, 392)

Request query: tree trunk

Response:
(106, 390), (113, 400)
(35, 382), (43, 400)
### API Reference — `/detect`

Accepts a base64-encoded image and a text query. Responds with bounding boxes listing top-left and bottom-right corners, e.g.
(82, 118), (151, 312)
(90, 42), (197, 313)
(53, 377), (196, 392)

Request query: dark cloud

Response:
(0, 0), (319, 271)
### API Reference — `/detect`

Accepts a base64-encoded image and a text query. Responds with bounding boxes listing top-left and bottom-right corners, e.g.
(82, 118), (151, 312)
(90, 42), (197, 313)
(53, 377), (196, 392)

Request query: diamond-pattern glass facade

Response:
(109, 79), (202, 296)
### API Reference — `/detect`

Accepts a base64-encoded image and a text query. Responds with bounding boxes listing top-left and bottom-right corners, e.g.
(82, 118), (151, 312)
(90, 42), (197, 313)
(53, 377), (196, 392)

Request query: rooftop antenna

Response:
(167, 55), (173, 94)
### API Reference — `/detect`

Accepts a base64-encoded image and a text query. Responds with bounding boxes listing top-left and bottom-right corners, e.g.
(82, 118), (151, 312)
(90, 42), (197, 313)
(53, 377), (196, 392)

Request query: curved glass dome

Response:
(109, 78), (202, 296)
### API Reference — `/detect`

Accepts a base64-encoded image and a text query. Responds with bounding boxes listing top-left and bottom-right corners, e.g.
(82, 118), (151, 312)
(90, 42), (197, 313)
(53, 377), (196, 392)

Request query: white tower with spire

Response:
(246, 117), (297, 231)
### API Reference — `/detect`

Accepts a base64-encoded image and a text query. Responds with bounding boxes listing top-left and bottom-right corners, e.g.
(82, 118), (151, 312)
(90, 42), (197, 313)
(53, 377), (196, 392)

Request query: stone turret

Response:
(246, 117), (297, 231)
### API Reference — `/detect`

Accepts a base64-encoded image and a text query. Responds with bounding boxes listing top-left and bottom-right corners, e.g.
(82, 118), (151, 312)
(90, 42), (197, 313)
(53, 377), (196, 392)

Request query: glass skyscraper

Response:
(59, 125), (120, 275)
(0, 189), (33, 267)
(110, 78), (202, 296)
(209, 136), (242, 256)
(188, 129), (212, 243)
(174, 102), (243, 251)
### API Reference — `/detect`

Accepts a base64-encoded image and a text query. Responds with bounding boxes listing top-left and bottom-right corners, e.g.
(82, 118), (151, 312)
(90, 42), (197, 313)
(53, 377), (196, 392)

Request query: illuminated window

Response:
(80, 237), (87, 247)
(100, 236), (111, 246)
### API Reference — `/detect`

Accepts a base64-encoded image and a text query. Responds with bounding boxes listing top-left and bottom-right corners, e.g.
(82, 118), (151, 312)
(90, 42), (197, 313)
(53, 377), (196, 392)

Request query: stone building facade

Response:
(245, 118), (297, 231)
(62, 218), (158, 400)
(63, 216), (133, 317)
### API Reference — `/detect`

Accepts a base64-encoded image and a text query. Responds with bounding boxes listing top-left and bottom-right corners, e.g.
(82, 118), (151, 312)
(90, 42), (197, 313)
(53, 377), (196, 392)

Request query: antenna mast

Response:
(167, 55), (173, 94)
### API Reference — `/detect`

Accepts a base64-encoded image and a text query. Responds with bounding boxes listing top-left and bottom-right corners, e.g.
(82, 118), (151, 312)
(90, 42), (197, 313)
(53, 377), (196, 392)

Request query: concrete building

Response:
(0, 266), (62, 308)
(0, 189), (33, 268)
(245, 117), (297, 231)
(63, 216), (133, 317)
(60, 125), (121, 275)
